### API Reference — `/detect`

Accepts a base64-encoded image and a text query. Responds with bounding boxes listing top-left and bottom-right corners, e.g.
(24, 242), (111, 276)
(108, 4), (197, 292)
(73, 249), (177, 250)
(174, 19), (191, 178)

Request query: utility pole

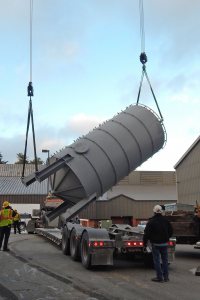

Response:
(42, 149), (50, 195)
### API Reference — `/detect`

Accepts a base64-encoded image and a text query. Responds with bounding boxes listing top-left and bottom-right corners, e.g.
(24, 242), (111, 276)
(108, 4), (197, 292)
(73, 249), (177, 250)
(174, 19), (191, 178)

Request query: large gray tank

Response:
(44, 104), (166, 203)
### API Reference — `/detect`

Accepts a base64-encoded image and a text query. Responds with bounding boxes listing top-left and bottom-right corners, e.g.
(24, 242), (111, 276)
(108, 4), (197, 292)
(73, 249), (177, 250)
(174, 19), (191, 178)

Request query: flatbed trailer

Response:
(34, 228), (62, 246)
(34, 223), (176, 269)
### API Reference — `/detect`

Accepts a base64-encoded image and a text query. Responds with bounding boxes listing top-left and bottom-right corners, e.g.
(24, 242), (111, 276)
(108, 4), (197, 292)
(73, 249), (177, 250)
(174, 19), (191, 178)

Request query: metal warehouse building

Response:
(0, 164), (177, 224)
(0, 164), (176, 224)
(1, 135), (199, 225)
(174, 135), (200, 205)
(0, 164), (47, 208)
(79, 170), (177, 225)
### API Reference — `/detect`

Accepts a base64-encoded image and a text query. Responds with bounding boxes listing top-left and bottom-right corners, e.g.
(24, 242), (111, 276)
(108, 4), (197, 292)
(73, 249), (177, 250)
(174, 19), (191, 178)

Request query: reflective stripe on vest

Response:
(0, 208), (13, 227)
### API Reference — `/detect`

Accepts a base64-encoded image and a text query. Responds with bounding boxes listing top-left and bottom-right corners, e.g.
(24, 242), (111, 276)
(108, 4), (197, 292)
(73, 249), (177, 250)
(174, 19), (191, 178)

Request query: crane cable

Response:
(136, 0), (163, 122)
(21, 0), (38, 179)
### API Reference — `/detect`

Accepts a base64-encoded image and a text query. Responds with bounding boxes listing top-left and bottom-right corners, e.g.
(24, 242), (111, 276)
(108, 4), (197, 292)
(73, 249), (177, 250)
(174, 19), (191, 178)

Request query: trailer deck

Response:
(35, 228), (62, 246)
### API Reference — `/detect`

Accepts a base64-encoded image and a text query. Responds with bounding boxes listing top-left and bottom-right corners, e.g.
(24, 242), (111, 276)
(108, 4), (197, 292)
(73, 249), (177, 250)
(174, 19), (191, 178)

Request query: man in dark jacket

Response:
(143, 205), (173, 283)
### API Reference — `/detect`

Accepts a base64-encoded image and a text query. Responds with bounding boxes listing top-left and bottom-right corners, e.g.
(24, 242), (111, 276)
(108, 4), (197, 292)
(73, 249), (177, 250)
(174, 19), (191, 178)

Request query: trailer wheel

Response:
(19, 222), (26, 232)
(62, 227), (70, 255)
(81, 231), (92, 269)
(70, 228), (80, 261)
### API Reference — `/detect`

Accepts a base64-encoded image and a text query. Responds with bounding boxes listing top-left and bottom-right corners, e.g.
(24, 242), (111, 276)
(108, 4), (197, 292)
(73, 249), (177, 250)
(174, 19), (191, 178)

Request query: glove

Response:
(143, 246), (147, 253)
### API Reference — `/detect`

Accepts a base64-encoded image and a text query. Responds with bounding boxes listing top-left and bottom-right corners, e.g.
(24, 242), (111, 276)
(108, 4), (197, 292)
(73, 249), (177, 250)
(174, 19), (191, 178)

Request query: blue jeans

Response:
(152, 244), (169, 280)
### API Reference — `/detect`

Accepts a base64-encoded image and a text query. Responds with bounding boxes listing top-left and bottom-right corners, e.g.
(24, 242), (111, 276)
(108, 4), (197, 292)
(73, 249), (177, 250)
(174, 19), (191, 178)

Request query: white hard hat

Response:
(153, 205), (163, 214)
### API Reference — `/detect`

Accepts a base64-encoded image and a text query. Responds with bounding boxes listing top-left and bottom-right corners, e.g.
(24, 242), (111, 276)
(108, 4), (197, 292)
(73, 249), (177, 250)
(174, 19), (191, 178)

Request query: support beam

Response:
(22, 154), (72, 186)
(45, 193), (97, 223)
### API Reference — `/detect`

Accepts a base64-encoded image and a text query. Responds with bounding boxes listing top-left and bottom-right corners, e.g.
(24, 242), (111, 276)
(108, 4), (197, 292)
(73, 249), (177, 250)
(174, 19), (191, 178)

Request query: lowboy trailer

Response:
(34, 219), (176, 269)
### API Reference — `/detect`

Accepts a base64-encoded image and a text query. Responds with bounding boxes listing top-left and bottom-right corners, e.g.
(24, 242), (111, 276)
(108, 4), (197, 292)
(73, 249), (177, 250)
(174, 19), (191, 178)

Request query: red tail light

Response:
(94, 241), (104, 247)
(168, 241), (175, 246)
(90, 241), (112, 247)
(124, 241), (143, 247)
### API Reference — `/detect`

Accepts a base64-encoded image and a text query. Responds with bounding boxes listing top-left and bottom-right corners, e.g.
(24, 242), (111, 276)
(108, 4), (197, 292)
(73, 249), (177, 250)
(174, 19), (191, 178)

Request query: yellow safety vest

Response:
(0, 208), (13, 227)
(13, 213), (20, 222)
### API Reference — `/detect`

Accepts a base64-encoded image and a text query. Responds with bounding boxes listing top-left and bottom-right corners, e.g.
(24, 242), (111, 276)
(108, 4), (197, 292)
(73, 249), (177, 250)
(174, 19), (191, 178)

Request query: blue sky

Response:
(0, 0), (199, 170)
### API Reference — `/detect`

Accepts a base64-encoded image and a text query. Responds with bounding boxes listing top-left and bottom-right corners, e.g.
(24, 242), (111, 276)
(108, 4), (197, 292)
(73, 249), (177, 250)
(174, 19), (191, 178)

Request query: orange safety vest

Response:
(0, 208), (13, 227)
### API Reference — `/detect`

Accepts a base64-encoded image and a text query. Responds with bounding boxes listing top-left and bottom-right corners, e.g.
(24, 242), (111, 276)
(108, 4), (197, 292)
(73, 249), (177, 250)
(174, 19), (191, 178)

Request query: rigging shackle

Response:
(27, 81), (34, 97)
(140, 52), (147, 65)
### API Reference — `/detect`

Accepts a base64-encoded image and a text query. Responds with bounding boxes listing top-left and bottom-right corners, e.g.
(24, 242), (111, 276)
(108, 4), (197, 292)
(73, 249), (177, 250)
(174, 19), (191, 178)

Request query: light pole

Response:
(42, 149), (50, 195)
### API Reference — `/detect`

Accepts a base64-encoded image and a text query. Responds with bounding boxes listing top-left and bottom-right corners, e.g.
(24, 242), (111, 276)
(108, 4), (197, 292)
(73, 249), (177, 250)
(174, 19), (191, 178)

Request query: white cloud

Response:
(171, 89), (200, 105)
(67, 113), (106, 136)
(46, 41), (81, 62)
(0, 112), (107, 163)
(137, 133), (198, 171)
(1, 0), (200, 173)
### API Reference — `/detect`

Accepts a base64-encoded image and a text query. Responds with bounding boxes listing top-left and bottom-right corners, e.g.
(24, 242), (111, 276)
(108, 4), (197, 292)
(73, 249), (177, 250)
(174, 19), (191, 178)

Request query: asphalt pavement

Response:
(1, 231), (200, 300)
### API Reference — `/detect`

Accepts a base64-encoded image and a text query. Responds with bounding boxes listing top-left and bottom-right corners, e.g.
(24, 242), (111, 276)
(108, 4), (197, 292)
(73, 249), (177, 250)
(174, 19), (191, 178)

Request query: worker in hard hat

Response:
(13, 209), (21, 234)
(143, 205), (173, 283)
(0, 201), (13, 251)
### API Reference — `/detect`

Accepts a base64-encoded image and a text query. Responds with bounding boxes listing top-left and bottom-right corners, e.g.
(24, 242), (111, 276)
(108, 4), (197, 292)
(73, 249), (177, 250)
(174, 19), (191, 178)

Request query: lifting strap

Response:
(21, 0), (38, 178)
(136, 0), (163, 122)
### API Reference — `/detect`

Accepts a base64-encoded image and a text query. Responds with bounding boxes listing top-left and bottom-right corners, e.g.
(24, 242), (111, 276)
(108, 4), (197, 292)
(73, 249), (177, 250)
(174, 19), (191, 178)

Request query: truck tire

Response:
(81, 231), (92, 269)
(70, 228), (80, 261)
(19, 222), (26, 232)
(62, 227), (70, 255)
(26, 220), (36, 234)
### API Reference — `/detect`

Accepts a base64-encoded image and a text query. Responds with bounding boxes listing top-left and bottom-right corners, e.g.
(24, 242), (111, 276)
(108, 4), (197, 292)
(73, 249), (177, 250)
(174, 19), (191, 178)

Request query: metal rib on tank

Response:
(48, 104), (166, 202)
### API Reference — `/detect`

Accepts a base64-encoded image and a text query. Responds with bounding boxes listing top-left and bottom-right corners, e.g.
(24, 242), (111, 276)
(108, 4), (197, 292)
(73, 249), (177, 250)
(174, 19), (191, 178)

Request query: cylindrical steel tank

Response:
(49, 104), (166, 202)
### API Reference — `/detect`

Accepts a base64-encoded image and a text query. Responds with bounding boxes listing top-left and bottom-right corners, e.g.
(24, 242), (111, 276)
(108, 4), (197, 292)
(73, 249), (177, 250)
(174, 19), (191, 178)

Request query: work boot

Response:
(3, 248), (10, 252)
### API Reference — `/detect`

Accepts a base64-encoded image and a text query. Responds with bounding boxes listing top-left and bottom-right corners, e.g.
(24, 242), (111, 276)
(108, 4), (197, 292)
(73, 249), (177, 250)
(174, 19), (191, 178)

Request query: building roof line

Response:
(174, 135), (200, 169)
(97, 194), (173, 203)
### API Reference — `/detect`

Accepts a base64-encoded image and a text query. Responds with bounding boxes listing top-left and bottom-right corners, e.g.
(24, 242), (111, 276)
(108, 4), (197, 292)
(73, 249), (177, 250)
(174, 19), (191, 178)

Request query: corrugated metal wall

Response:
(176, 141), (200, 205)
(0, 166), (176, 220)
(0, 165), (47, 208)
(0, 164), (42, 177)
(0, 195), (46, 208)
(120, 171), (176, 186)
(79, 195), (173, 221)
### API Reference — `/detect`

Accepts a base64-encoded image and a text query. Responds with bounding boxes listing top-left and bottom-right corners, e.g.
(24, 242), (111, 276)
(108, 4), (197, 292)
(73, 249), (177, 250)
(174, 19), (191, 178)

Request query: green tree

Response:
(15, 153), (29, 164)
(29, 157), (44, 165)
(0, 152), (8, 164)
(15, 153), (44, 165)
